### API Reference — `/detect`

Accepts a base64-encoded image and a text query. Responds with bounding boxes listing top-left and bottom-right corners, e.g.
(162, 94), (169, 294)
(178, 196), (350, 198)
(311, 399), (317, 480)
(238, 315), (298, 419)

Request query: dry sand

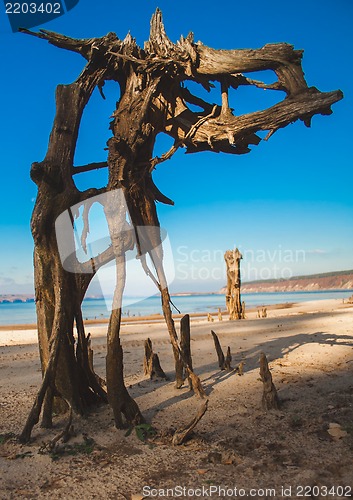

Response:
(1, 299), (353, 499)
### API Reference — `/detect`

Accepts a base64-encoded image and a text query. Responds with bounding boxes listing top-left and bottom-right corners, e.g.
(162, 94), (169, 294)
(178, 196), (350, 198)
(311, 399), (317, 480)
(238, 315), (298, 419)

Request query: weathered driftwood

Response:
(241, 301), (246, 319)
(211, 331), (232, 371)
(224, 249), (243, 320)
(180, 315), (193, 389)
(87, 335), (106, 390)
(20, 8), (341, 440)
(211, 330), (226, 370)
(259, 353), (279, 410)
(236, 361), (245, 376)
(172, 400), (208, 445)
(143, 338), (167, 380)
(224, 346), (233, 371)
(19, 323), (62, 443)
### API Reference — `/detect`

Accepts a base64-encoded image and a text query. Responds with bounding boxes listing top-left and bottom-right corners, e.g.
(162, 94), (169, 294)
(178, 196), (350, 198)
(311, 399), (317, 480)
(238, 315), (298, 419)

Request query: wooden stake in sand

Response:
(211, 330), (225, 370)
(211, 331), (233, 372)
(224, 346), (233, 371)
(259, 353), (279, 410)
(180, 315), (193, 389)
(143, 338), (167, 380)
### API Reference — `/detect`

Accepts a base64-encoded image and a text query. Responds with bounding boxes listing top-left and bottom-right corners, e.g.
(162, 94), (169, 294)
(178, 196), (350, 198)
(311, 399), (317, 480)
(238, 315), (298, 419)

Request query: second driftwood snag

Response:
(259, 353), (279, 410)
(224, 249), (243, 320)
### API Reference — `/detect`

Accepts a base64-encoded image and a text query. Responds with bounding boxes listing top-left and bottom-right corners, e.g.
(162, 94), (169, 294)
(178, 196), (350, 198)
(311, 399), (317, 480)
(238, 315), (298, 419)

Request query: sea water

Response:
(0, 290), (352, 326)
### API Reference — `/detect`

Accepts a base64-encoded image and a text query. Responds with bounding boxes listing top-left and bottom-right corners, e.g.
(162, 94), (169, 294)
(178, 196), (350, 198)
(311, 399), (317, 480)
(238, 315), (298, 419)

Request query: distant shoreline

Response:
(0, 302), (299, 331)
(0, 300), (328, 331)
(1, 289), (352, 329)
(1, 299), (353, 348)
(1, 287), (353, 304)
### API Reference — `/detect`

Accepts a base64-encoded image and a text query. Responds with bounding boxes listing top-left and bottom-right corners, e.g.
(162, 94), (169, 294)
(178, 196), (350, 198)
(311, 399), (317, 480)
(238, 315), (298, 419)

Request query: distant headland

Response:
(220, 269), (353, 294)
(0, 295), (35, 304)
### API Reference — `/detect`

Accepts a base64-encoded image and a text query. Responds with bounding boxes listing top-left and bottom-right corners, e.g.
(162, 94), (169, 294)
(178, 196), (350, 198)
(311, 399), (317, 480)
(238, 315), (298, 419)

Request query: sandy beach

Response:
(1, 298), (353, 499)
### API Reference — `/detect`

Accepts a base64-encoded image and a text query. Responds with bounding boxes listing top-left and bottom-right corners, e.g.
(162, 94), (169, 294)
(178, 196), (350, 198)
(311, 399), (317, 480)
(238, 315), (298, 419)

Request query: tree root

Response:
(172, 399), (209, 445)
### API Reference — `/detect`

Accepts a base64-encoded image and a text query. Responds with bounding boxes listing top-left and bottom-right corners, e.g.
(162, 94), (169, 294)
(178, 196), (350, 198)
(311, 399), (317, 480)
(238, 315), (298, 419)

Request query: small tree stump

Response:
(180, 314), (193, 389)
(172, 399), (208, 445)
(144, 338), (167, 380)
(87, 336), (94, 372)
(237, 361), (244, 376)
(211, 330), (225, 370)
(87, 336), (106, 389)
(241, 301), (246, 319)
(224, 346), (232, 371)
(259, 352), (279, 410)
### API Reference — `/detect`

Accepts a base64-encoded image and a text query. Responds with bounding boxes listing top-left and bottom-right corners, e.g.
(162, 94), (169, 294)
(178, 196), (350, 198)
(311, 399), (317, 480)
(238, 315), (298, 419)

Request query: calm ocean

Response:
(0, 290), (352, 326)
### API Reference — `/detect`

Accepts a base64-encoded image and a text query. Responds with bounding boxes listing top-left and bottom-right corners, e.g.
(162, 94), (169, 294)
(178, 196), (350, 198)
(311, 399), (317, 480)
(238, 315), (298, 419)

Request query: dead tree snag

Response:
(225, 249), (243, 320)
(21, 9), (342, 440)
(211, 330), (226, 370)
(225, 346), (233, 371)
(180, 314), (193, 389)
(259, 352), (279, 410)
(144, 338), (167, 381)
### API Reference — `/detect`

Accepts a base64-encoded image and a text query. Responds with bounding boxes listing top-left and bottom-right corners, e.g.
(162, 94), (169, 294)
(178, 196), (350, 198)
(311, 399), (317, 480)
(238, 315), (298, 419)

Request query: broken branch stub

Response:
(259, 352), (279, 410)
(224, 346), (233, 372)
(211, 330), (226, 370)
(180, 314), (193, 389)
(172, 399), (209, 446)
(143, 338), (168, 381)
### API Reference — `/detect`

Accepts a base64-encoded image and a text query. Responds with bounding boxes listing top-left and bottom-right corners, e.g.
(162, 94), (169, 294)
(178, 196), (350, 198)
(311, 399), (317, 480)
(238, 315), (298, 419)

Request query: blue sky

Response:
(0, 0), (352, 294)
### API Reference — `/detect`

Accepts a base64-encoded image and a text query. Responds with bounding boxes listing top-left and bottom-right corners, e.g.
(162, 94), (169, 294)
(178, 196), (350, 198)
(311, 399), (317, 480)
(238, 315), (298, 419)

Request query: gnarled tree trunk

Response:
(225, 249), (243, 320)
(20, 9), (342, 440)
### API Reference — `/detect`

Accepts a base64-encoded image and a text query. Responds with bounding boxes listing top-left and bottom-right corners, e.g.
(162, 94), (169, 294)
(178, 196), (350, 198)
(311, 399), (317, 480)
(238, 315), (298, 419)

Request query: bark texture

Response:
(20, 9), (342, 440)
